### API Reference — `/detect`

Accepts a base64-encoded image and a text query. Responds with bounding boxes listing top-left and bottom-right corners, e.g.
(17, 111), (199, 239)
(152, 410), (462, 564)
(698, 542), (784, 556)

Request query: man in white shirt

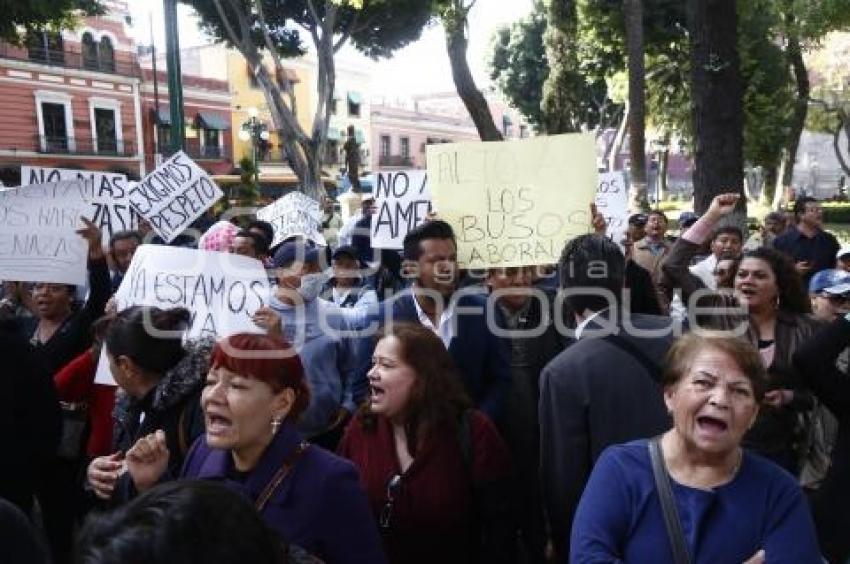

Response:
(688, 225), (743, 289)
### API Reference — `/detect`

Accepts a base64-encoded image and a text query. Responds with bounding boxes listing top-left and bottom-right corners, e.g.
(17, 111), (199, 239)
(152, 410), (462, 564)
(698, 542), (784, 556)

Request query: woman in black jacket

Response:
(85, 306), (211, 505)
(793, 316), (850, 564)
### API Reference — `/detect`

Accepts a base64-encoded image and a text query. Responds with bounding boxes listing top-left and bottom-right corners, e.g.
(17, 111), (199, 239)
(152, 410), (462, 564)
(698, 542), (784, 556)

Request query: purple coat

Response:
(182, 422), (386, 564)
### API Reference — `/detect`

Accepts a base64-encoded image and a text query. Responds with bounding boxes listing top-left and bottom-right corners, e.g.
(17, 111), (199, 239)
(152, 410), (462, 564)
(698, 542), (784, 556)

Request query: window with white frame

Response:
(379, 135), (391, 158)
(89, 98), (123, 154)
(35, 91), (74, 152)
(400, 137), (410, 158)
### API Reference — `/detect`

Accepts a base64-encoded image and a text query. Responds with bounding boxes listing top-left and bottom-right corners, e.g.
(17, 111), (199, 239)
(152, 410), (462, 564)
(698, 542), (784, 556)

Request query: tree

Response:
(623, 0), (647, 209)
(185, 0), (435, 201)
(488, 2), (548, 131)
(439, 0), (503, 141)
(687, 0), (746, 222)
(0, 0), (104, 43)
(540, 0), (590, 133)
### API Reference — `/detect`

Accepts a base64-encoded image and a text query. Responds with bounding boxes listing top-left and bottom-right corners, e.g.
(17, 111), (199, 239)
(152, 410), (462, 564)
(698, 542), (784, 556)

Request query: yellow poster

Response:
(426, 133), (598, 268)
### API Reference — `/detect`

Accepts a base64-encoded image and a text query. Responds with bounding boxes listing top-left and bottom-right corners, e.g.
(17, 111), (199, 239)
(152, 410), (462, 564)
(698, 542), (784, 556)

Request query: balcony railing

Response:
(0, 44), (139, 77)
(379, 155), (413, 167)
(30, 135), (136, 157)
(186, 146), (225, 160)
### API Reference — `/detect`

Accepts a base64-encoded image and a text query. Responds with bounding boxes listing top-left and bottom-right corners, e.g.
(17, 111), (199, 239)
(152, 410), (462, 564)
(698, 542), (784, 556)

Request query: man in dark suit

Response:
(539, 234), (675, 560)
(368, 220), (511, 423)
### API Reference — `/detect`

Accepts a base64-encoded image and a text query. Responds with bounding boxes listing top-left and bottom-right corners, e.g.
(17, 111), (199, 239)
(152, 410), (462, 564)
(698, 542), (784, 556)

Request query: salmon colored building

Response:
(0, 0), (145, 185)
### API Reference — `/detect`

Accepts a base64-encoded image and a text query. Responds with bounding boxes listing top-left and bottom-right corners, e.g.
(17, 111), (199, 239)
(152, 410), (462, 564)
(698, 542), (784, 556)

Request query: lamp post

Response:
(238, 107), (270, 185)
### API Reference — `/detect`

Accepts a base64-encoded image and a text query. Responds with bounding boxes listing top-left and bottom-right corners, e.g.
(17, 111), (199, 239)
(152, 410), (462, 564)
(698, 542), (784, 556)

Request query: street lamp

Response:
(238, 106), (269, 185)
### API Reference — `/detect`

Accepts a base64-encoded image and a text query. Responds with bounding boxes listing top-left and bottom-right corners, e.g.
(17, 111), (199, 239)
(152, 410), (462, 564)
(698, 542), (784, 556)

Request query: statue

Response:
(342, 124), (362, 193)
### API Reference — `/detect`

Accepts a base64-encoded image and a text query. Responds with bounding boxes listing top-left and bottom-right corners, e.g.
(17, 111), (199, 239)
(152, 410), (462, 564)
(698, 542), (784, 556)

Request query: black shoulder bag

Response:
(648, 436), (692, 564)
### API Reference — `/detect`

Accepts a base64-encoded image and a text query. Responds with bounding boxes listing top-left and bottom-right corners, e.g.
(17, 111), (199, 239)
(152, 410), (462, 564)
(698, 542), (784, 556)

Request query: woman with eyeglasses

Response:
(122, 332), (385, 564)
(338, 323), (514, 564)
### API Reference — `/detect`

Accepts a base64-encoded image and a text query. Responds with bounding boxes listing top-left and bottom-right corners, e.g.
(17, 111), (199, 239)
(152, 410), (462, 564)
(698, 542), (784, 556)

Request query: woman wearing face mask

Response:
(252, 238), (365, 450)
(123, 333), (386, 564)
(338, 323), (514, 564)
(85, 306), (212, 504)
(570, 333), (820, 563)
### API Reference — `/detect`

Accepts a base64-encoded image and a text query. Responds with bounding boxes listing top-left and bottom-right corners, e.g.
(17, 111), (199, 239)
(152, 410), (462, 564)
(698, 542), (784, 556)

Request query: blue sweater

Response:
(570, 439), (821, 564)
(268, 296), (368, 437)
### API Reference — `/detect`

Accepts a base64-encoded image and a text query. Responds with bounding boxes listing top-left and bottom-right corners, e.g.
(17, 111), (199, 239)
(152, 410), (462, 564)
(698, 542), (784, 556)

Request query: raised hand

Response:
(590, 202), (607, 235)
(76, 216), (105, 259)
(252, 306), (283, 336)
(707, 193), (740, 219)
(125, 430), (170, 493)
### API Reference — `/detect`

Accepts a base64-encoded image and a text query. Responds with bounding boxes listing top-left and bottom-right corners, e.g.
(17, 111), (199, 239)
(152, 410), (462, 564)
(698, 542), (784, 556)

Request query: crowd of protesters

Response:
(2, 189), (850, 564)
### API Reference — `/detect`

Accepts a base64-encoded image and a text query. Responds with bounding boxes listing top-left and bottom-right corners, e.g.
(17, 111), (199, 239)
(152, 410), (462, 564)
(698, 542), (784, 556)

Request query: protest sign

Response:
(0, 181), (91, 285)
(595, 171), (629, 244)
(256, 191), (325, 247)
(22, 166), (140, 239)
(426, 133), (598, 268)
(95, 245), (271, 385)
(371, 170), (431, 249)
(128, 151), (223, 243)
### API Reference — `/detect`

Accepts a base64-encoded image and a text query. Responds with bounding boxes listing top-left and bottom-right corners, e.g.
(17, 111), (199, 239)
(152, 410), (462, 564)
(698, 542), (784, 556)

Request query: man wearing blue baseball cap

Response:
(809, 268), (850, 322)
(252, 237), (367, 450)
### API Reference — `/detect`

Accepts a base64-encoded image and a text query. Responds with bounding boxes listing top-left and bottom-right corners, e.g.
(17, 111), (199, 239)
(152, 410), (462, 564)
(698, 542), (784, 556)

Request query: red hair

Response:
(210, 333), (310, 421)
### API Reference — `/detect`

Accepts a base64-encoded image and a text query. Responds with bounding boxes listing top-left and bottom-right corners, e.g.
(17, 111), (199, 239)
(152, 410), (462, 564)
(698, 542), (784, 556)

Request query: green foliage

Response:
(739, 0), (796, 171)
(184, 0), (437, 61)
(488, 2), (548, 130)
(237, 156), (259, 206)
(0, 0), (104, 43)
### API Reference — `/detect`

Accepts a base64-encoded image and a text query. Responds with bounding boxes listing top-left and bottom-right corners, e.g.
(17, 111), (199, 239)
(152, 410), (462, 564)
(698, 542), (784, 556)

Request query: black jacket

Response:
(109, 338), (212, 502)
(793, 317), (850, 564)
(20, 257), (110, 378)
(539, 312), (674, 559)
(0, 327), (61, 513)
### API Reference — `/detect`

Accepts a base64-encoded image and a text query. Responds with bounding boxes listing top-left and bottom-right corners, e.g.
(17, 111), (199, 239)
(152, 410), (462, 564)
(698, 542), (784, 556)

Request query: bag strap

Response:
(648, 436), (691, 564)
(603, 334), (662, 382)
(255, 442), (309, 513)
(177, 404), (189, 457)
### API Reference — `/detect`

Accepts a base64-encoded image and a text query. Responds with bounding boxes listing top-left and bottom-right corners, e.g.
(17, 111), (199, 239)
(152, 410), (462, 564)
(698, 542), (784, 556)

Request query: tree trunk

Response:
(624, 0), (648, 211)
(445, 21), (504, 141)
(658, 146), (669, 201)
(762, 164), (778, 206)
(687, 0), (745, 224)
(608, 102), (629, 171)
(781, 29), (809, 191)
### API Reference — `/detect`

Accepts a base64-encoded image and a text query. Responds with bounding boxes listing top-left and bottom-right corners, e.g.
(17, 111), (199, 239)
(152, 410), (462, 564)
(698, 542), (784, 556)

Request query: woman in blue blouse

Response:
(570, 333), (821, 564)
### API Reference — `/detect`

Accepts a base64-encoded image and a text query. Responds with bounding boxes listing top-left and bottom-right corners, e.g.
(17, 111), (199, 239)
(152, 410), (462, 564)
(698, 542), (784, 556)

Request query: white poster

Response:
(371, 170), (431, 250)
(256, 191), (325, 248)
(95, 245), (272, 385)
(595, 171), (629, 244)
(21, 166), (140, 240)
(128, 151), (223, 243)
(0, 181), (91, 285)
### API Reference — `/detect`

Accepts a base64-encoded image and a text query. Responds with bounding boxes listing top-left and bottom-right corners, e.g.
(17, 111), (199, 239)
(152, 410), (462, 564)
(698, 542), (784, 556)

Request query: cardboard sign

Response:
(595, 171), (629, 244)
(21, 166), (141, 239)
(427, 134), (598, 268)
(128, 151), (223, 243)
(94, 245), (271, 385)
(256, 191), (325, 247)
(371, 170), (432, 249)
(0, 181), (90, 285)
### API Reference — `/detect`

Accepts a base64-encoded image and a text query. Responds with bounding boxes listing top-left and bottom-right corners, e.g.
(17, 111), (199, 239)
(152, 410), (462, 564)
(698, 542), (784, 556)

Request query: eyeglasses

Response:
(379, 474), (402, 530)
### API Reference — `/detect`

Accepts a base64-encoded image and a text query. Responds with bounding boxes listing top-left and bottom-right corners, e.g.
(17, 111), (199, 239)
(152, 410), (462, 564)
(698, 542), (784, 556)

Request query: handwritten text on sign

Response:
(113, 245), (271, 338)
(427, 134), (598, 268)
(256, 191), (325, 248)
(0, 182), (90, 285)
(22, 166), (140, 240)
(129, 151), (223, 243)
(594, 171), (629, 242)
(371, 170), (431, 249)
